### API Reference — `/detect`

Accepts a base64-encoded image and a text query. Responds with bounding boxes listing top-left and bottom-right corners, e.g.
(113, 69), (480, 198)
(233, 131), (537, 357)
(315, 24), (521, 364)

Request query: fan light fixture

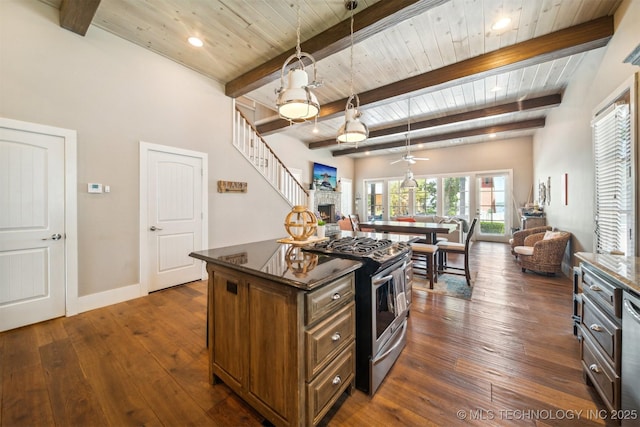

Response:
(275, 1), (321, 123)
(337, 1), (368, 146)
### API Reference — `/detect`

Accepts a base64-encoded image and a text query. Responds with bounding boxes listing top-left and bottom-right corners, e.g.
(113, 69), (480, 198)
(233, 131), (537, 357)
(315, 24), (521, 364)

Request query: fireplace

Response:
(311, 189), (341, 224)
(318, 204), (336, 223)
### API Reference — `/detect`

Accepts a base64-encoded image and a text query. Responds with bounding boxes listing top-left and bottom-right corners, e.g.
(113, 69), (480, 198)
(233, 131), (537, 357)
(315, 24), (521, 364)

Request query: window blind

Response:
(593, 101), (633, 255)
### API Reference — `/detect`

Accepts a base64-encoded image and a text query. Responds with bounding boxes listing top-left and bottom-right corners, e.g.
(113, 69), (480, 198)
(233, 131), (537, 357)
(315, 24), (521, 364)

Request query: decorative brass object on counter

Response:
(284, 205), (317, 241)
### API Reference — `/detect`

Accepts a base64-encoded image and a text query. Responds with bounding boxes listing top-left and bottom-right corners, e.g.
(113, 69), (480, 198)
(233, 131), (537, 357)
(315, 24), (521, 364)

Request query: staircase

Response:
(233, 106), (309, 207)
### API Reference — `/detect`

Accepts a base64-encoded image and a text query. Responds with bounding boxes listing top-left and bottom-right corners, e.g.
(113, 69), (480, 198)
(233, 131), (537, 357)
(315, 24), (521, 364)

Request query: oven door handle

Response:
(372, 320), (407, 363)
(373, 275), (393, 286)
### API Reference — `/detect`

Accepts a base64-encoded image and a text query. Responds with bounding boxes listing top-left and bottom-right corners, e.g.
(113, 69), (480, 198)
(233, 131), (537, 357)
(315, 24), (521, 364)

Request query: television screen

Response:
(312, 162), (337, 191)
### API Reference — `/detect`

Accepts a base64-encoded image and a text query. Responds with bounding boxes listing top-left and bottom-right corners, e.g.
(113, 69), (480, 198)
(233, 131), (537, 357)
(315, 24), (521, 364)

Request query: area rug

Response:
(412, 273), (475, 300)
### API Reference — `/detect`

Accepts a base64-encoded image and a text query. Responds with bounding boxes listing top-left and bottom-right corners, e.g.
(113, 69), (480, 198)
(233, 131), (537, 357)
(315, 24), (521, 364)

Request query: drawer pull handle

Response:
(589, 364), (601, 373)
(331, 293), (341, 301)
(331, 332), (341, 342)
(332, 375), (342, 386)
(589, 324), (603, 332)
(589, 285), (602, 292)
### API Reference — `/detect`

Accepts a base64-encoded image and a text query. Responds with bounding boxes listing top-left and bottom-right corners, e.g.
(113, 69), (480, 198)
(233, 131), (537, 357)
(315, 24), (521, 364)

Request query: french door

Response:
(475, 173), (511, 242)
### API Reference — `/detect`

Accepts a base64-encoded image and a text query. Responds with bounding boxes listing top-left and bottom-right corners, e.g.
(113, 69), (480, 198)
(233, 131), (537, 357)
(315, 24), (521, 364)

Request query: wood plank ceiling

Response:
(47, 0), (621, 159)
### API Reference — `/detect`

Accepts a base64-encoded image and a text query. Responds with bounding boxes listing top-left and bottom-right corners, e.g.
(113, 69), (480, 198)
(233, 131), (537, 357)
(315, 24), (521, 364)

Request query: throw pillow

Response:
(543, 231), (563, 240)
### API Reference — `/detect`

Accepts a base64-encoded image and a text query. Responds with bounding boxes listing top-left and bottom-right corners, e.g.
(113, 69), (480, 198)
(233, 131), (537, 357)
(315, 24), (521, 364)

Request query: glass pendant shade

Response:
(401, 169), (418, 188)
(277, 68), (320, 121)
(337, 105), (368, 143)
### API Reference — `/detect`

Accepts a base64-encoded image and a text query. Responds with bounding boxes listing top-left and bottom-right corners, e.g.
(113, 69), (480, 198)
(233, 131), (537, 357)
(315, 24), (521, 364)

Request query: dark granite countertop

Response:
(188, 234), (357, 291)
(189, 231), (420, 291)
(575, 252), (640, 296)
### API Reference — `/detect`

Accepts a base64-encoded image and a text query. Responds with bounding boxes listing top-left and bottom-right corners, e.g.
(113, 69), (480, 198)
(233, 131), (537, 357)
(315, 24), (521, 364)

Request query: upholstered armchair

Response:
(509, 226), (552, 257)
(513, 231), (571, 275)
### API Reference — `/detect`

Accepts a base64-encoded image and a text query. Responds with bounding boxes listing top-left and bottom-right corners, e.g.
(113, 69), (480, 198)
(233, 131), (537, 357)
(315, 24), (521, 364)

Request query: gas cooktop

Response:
(305, 236), (411, 271)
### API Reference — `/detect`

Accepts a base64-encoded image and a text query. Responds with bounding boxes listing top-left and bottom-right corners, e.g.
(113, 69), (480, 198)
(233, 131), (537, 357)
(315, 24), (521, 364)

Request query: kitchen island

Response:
(189, 238), (362, 427)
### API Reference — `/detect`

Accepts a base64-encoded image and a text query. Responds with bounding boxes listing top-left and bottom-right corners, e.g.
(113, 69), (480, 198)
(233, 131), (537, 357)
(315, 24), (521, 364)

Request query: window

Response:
(415, 178), (437, 215)
(443, 176), (470, 219)
(365, 181), (384, 221)
(388, 180), (410, 217)
(593, 90), (633, 256)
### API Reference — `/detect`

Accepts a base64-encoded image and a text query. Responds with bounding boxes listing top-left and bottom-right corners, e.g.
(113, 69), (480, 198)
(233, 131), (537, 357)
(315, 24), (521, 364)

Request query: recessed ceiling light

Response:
(492, 17), (511, 31)
(490, 86), (502, 92)
(188, 37), (204, 47)
(365, 151), (370, 155)
(489, 133), (497, 138)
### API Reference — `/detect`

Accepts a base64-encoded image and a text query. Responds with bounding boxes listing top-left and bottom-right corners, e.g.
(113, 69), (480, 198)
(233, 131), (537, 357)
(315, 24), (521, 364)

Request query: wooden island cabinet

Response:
(190, 240), (362, 427)
(574, 252), (640, 424)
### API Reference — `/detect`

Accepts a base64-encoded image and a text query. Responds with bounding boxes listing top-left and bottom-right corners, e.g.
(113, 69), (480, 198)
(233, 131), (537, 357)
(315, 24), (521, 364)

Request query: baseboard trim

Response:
(75, 283), (143, 314)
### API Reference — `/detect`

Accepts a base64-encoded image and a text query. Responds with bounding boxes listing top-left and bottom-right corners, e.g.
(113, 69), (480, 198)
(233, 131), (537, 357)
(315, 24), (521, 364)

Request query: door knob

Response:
(42, 233), (62, 241)
(149, 226), (163, 231)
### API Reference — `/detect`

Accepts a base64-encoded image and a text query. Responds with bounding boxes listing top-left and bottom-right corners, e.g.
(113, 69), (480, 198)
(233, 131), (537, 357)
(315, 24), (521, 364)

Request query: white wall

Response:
(0, 0), (344, 300)
(533, 0), (640, 258)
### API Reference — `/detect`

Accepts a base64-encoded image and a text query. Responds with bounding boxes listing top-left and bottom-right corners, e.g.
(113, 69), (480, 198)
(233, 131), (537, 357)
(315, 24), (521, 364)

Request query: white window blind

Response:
(593, 101), (633, 255)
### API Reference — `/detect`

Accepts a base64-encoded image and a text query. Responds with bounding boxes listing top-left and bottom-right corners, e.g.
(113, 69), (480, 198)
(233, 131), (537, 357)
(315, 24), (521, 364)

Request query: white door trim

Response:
(0, 117), (78, 317)
(139, 141), (208, 295)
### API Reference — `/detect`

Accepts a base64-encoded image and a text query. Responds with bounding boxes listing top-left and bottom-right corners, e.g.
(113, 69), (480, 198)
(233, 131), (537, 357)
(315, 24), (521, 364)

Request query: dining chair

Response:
(436, 218), (478, 286)
(337, 217), (353, 231)
(348, 214), (374, 232)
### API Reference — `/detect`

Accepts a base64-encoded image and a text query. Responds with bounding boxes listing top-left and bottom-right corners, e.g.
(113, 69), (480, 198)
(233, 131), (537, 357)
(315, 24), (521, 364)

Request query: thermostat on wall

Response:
(88, 183), (103, 193)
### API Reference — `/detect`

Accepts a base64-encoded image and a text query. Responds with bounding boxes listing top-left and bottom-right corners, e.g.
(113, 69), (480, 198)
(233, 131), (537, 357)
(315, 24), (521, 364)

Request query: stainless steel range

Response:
(306, 235), (412, 395)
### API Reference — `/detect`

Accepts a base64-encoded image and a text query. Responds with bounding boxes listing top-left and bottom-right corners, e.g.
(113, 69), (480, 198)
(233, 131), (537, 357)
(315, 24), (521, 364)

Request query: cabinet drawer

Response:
(305, 273), (354, 325)
(582, 267), (622, 318)
(306, 343), (355, 426)
(581, 295), (621, 370)
(306, 302), (355, 379)
(581, 328), (620, 412)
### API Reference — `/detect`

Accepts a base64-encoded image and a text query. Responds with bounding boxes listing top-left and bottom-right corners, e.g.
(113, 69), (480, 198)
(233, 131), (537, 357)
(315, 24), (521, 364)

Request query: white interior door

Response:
(146, 148), (204, 292)
(0, 126), (65, 331)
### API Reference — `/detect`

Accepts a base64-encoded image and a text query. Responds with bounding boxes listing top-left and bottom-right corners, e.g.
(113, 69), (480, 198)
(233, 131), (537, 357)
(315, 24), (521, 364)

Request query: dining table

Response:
(359, 220), (457, 244)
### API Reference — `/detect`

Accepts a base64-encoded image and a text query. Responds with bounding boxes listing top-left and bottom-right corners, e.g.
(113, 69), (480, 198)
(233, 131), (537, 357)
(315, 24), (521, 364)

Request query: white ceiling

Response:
(43, 0), (622, 160)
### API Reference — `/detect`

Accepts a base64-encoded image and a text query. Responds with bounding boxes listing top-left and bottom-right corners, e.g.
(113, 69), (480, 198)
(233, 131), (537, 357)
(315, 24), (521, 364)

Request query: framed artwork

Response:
(538, 181), (546, 206)
(312, 162), (337, 191)
(217, 180), (247, 193)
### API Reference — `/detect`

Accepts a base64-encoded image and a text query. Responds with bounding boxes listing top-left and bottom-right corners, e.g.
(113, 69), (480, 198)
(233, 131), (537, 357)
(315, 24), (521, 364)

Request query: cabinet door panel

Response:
(248, 282), (298, 422)
(212, 271), (246, 384)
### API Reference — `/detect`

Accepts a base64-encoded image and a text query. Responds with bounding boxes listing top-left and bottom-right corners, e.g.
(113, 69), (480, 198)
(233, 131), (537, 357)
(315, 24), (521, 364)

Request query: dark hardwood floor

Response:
(1, 242), (615, 426)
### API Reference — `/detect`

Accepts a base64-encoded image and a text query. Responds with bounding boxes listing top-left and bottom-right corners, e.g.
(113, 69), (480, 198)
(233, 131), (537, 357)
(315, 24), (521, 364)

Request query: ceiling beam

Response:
(309, 93), (561, 149)
(224, 0), (449, 98)
(332, 118), (546, 156)
(257, 15), (613, 135)
(59, 0), (101, 36)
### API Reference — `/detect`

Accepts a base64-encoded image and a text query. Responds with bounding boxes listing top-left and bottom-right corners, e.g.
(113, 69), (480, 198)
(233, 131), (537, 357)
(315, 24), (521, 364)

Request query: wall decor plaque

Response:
(217, 180), (247, 193)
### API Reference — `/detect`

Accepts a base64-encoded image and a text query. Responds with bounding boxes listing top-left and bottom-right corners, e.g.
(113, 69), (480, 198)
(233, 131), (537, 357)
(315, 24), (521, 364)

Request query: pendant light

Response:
(275, 1), (321, 123)
(401, 169), (418, 189)
(337, 1), (368, 146)
(401, 98), (418, 189)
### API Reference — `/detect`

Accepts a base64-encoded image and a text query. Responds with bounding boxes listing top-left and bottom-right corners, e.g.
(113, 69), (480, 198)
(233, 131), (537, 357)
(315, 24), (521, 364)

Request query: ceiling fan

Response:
(390, 98), (429, 165)
(390, 138), (429, 164)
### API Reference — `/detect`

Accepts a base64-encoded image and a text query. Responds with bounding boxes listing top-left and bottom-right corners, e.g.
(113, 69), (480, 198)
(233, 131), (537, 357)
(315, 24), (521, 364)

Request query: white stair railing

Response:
(233, 107), (309, 207)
